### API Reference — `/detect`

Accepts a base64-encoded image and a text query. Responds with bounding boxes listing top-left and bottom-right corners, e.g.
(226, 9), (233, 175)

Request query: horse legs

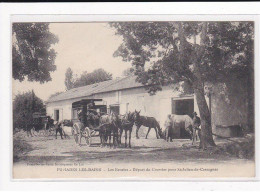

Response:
(192, 127), (196, 145)
(145, 128), (151, 139)
(113, 131), (117, 149)
(62, 128), (68, 139)
(136, 125), (140, 139)
(125, 129), (128, 148)
(118, 129), (123, 145)
(129, 129), (132, 148)
(112, 133), (115, 148)
(100, 133), (103, 147)
(113, 127), (118, 148)
(55, 129), (58, 139)
(60, 128), (63, 139)
(166, 127), (169, 142)
(108, 132), (112, 148)
(154, 127), (159, 139)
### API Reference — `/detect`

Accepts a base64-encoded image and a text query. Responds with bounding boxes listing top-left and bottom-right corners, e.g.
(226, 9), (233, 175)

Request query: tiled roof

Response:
(47, 76), (144, 103)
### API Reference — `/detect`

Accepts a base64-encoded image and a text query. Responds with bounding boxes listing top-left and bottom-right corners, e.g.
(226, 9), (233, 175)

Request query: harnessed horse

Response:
(115, 112), (135, 148)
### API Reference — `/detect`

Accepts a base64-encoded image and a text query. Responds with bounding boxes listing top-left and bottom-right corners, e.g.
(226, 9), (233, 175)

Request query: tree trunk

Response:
(177, 21), (216, 149)
(193, 22), (216, 149)
(194, 81), (216, 149)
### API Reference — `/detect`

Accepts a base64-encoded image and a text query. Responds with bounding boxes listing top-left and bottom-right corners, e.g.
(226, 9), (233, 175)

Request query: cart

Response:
(31, 112), (55, 137)
(71, 99), (107, 146)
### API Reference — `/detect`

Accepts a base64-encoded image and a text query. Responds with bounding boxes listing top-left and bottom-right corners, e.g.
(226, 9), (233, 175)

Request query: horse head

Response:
(127, 111), (135, 123)
(133, 110), (141, 123)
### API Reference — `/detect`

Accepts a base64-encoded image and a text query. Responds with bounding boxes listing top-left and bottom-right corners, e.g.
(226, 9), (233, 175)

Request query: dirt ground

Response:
(13, 126), (254, 166)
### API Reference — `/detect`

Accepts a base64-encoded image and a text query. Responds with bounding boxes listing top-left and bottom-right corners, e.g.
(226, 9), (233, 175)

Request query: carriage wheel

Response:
(84, 127), (92, 147)
(39, 131), (45, 137)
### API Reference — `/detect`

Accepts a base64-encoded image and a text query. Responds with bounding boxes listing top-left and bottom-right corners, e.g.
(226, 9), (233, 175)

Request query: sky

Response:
(12, 23), (131, 101)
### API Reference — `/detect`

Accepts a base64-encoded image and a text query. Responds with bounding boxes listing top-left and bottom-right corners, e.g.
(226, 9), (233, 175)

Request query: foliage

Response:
(65, 67), (74, 90)
(110, 21), (254, 148)
(73, 68), (112, 88)
(13, 90), (45, 129)
(122, 67), (135, 77)
(110, 22), (253, 94)
(12, 23), (59, 83)
(13, 134), (33, 162)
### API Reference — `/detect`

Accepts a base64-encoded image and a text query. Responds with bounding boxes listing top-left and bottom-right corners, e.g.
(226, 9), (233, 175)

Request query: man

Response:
(192, 112), (201, 144)
(55, 121), (63, 139)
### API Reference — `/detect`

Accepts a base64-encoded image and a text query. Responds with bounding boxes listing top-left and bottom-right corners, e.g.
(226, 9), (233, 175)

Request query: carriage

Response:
(71, 99), (107, 146)
(31, 112), (55, 136)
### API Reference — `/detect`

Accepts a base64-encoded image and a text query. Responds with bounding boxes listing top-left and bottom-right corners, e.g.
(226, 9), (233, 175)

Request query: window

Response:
(54, 109), (59, 121)
(116, 91), (122, 103)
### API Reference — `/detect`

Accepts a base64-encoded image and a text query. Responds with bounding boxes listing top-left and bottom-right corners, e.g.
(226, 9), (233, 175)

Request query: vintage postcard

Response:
(12, 17), (256, 179)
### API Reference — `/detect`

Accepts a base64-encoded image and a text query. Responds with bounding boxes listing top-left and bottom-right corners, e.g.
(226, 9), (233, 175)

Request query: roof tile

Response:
(47, 76), (143, 103)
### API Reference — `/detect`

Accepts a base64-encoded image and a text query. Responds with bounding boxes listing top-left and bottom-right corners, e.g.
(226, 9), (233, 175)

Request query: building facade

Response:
(46, 75), (252, 138)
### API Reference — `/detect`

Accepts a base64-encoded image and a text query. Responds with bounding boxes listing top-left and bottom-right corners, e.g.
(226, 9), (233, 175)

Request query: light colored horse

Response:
(164, 114), (197, 144)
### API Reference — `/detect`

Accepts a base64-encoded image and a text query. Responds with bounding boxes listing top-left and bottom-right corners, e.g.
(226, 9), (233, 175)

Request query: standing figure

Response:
(192, 112), (201, 145)
(55, 121), (63, 139)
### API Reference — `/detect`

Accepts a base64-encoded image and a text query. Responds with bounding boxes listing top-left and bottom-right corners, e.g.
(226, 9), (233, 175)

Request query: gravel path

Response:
(13, 127), (252, 165)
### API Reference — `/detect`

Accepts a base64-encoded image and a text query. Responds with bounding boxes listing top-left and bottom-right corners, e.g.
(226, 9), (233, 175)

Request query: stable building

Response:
(46, 75), (253, 138)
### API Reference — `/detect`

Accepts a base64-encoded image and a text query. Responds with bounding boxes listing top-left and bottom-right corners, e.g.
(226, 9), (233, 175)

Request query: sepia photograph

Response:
(12, 20), (255, 179)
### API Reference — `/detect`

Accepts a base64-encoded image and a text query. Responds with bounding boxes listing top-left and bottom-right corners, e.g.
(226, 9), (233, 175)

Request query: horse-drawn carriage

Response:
(31, 112), (55, 136)
(71, 99), (108, 146)
(71, 99), (166, 148)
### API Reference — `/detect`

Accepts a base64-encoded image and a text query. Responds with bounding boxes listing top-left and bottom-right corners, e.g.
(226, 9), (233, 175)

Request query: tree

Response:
(110, 22), (254, 149)
(65, 67), (74, 90)
(12, 23), (59, 83)
(13, 90), (45, 130)
(122, 67), (135, 77)
(73, 68), (112, 88)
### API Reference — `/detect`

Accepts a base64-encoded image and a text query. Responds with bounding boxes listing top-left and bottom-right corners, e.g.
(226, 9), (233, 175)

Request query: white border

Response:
(1, 2), (260, 191)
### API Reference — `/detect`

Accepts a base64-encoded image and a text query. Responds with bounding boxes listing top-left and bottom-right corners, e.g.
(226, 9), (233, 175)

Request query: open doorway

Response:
(54, 109), (59, 121)
(172, 98), (194, 139)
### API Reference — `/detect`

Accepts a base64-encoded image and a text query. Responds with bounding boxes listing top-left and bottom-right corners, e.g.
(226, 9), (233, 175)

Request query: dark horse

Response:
(133, 110), (162, 139)
(99, 113), (119, 148)
(115, 112), (135, 148)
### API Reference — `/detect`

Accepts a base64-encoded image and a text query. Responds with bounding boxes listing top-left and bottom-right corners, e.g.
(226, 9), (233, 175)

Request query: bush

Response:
(13, 132), (33, 162)
(13, 90), (45, 130)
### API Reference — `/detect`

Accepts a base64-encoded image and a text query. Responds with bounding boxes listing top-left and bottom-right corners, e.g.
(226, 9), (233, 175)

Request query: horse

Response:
(99, 113), (119, 148)
(164, 114), (197, 144)
(115, 112), (135, 148)
(133, 110), (162, 139)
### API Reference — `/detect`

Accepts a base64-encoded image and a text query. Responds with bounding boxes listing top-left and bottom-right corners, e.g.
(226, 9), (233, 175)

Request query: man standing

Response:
(192, 112), (201, 144)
